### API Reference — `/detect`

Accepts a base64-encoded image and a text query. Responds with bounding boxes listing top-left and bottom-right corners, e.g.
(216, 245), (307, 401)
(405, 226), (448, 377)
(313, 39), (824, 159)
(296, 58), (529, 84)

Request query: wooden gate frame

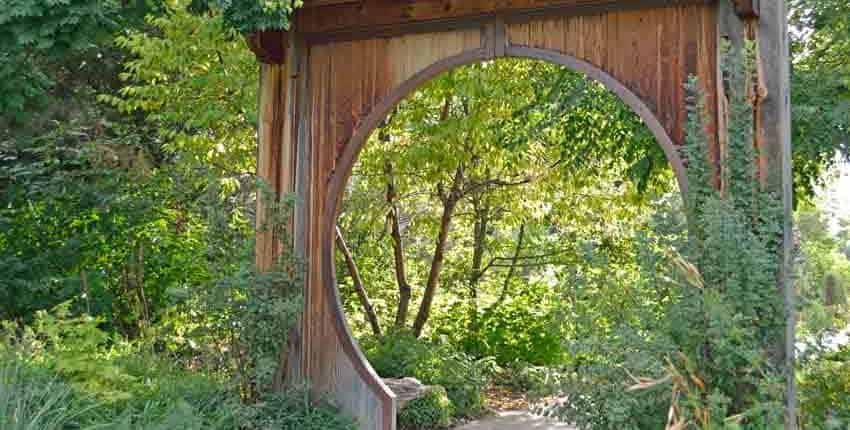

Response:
(249, 1), (796, 429)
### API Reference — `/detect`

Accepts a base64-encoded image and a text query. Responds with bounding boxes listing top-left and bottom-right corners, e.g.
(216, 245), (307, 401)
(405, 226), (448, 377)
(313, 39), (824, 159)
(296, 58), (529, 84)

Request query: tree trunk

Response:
(134, 241), (150, 333)
(80, 270), (91, 315)
(386, 162), (413, 328)
(482, 224), (526, 321)
(336, 225), (382, 337)
(467, 196), (488, 332)
(412, 166), (464, 337)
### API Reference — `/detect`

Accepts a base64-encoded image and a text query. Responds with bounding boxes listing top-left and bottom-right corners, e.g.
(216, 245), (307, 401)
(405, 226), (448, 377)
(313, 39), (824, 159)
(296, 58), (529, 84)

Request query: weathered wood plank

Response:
(300, 30), (485, 430)
(755, 0), (796, 427)
(247, 3), (799, 430)
(295, 0), (713, 42)
(503, 3), (717, 155)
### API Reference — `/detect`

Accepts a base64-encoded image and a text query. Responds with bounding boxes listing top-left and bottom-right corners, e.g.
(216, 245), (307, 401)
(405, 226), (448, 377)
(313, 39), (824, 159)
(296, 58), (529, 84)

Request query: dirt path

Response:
(454, 411), (577, 430)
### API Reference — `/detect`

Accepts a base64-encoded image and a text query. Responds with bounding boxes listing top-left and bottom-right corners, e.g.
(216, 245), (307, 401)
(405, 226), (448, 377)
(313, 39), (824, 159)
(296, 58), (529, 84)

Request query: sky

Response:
(816, 158), (850, 235)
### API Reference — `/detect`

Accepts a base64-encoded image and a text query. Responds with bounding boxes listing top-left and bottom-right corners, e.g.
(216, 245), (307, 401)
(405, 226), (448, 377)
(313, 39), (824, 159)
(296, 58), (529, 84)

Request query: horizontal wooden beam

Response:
(295, 0), (714, 43)
(301, 0), (359, 7)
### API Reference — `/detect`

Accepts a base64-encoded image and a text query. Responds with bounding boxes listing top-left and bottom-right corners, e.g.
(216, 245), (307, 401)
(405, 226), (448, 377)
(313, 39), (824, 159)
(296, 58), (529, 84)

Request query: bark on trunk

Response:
(336, 225), (382, 336)
(482, 224), (526, 321)
(412, 166), (464, 337)
(386, 162), (413, 328)
(134, 242), (150, 332)
(467, 197), (489, 332)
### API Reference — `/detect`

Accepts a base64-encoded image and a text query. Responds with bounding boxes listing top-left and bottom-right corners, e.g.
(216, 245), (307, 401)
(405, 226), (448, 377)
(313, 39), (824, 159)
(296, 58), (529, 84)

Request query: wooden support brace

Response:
(733, 0), (759, 19)
(247, 30), (289, 64)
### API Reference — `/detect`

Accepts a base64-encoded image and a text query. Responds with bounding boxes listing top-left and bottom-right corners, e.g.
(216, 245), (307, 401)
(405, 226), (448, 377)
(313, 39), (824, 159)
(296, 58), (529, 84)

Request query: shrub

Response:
(799, 344), (850, 429)
(397, 387), (454, 430)
(362, 332), (492, 419)
(414, 349), (491, 418)
(0, 358), (102, 430)
(433, 281), (564, 367)
(235, 390), (357, 430)
(0, 302), (139, 401)
(0, 354), (356, 430)
(360, 330), (431, 378)
(493, 362), (564, 397)
(1, 302), (355, 430)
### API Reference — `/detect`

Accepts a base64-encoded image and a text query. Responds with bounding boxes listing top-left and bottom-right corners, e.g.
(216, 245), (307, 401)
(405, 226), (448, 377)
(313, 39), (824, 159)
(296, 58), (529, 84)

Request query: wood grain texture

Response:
(295, 0), (714, 40)
(256, 62), (292, 271)
(300, 30), (483, 430)
(249, 2), (796, 429)
(505, 3), (718, 159)
(298, 6), (716, 429)
(246, 3), (785, 430)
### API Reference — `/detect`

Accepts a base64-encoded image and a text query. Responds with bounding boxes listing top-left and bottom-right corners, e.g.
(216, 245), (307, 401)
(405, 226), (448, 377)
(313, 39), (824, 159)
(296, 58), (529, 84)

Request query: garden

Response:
(1, 0), (849, 429)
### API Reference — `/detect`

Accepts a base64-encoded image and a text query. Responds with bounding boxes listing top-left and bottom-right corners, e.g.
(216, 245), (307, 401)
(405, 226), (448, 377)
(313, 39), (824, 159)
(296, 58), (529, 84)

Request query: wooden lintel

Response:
(301, 0), (359, 7)
(295, 0), (713, 43)
(733, 0), (759, 18)
(246, 30), (289, 64)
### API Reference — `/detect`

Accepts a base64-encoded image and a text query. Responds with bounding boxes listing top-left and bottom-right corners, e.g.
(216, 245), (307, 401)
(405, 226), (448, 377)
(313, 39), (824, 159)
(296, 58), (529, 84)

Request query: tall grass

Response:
(0, 359), (100, 430)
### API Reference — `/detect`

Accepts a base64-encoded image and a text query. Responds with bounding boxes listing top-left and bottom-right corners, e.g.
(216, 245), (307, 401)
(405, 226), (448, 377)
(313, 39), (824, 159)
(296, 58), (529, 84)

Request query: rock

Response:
(383, 377), (437, 409)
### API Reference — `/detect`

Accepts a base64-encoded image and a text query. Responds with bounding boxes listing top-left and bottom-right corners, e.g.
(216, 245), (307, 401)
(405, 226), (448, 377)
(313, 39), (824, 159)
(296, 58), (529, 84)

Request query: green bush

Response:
(235, 391), (357, 430)
(362, 332), (491, 419)
(1, 354), (356, 430)
(799, 344), (850, 429)
(1, 303), (355, 430)
(360, 330), (432, 378)
(414, 349), (491, 419)
(397, 387), (454, 430)
(433, 281), (564, 367)
(0, 358), (101, 430)
(493, 362), (564, 397)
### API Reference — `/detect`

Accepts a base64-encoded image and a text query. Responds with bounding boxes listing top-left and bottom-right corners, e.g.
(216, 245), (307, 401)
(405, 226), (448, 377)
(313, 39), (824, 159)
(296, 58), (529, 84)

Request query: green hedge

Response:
(397, 387), (454, 430)
(361, 330), (491, 419)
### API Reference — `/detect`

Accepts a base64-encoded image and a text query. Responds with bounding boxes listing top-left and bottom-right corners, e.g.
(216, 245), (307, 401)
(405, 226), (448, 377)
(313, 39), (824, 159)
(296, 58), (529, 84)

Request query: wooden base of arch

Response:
(253, 1), (795, 429)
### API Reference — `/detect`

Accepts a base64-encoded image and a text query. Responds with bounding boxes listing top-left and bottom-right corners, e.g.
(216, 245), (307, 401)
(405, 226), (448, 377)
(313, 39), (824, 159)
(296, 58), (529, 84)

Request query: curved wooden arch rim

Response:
(319, 45), (688, 426)
(319, 48), (490, 426)
(507, 45), (689, 195)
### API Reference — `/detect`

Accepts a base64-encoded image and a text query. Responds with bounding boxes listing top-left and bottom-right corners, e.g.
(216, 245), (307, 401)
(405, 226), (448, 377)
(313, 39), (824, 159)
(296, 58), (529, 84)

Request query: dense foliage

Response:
(1, 0), (848, 427)
(361, 331), (492, 419)
(397, 386), (454, 430)
(1, 1), (336, 428)
(789, 0), (850, 200)
(336, 35), (841, 430)
(0, 303), (353, 430)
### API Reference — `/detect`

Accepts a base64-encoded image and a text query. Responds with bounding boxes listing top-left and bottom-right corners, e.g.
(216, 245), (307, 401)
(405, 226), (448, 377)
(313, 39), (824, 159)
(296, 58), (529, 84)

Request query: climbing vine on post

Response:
(633, 43), (787, 429)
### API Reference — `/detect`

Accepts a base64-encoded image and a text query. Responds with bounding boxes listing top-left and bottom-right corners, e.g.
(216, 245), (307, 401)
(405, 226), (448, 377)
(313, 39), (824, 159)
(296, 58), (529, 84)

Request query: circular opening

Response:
(322, 50), (689, 427)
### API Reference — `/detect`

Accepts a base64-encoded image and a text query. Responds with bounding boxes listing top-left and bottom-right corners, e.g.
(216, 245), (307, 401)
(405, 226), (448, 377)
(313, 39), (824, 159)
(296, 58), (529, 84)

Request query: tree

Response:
(789, 0), (850, 200)
(337, 58), (674, 340)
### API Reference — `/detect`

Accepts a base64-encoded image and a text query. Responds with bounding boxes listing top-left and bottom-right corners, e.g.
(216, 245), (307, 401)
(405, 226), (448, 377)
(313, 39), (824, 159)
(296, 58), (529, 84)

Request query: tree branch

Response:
(482, 224), (527, 321)
(412, 165), (464, 337)
(336, 225), (382, 337)
(385, 162), (413, 328)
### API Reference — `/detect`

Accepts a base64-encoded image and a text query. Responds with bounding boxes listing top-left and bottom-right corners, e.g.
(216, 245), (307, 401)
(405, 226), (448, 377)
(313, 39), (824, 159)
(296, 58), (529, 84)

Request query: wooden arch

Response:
(250, 1), (795, 429)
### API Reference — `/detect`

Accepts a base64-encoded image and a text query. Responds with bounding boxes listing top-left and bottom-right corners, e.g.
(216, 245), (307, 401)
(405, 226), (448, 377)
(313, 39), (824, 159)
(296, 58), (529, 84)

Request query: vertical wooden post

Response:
(756, 1), (797, 427)
(720, 1), (796, 427)
(251, 30), (293, 271)
(256, 62), (284, 271)
(249, 30), (303, 386)
(717, 1), (796, 426)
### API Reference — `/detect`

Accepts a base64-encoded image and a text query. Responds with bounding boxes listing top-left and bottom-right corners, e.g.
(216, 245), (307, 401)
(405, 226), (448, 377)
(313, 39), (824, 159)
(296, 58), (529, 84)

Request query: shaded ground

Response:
(483, 384), (530, 412)
(454, 411), (577, 430)
(453, 385), (575, 430)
